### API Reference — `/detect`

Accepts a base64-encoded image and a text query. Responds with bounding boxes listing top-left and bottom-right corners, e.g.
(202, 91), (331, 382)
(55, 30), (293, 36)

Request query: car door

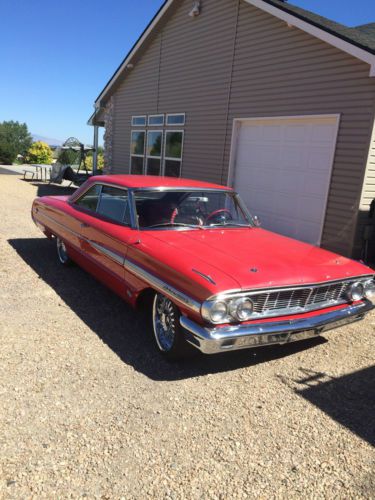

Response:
(71, 184), (134, 298)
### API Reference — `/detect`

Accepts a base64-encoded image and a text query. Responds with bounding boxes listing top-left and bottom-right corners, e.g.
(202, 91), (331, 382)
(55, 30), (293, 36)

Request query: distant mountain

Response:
(31, 134), (64, 147)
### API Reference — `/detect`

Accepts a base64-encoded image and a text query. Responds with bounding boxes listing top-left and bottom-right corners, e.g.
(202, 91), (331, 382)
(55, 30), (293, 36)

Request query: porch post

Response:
(92, 125), (99, 175)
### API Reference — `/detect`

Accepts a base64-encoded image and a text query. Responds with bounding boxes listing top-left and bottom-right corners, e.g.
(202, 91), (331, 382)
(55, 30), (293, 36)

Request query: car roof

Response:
(89, 175), (232, 190)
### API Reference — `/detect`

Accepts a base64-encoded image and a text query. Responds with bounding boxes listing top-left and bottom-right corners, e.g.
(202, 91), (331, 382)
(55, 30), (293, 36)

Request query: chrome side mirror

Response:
(253, 216), (261, 227)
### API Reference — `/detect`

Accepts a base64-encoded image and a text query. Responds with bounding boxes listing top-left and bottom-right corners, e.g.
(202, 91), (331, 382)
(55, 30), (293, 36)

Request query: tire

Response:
(56, 237), (72, 266)
(152, 293), (193, 360)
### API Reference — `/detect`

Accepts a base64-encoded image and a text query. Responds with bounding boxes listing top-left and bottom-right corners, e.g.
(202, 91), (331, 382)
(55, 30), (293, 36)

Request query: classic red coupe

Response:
(32, 175), (375, 359)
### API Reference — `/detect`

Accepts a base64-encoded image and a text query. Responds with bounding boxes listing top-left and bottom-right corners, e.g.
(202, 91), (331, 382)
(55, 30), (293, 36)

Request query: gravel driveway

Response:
(0, 173), (374, 499)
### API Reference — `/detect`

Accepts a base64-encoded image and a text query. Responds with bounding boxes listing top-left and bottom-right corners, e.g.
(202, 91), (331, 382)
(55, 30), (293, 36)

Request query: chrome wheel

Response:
(152, 294), (178, 352)
(56, 237), (70, 265)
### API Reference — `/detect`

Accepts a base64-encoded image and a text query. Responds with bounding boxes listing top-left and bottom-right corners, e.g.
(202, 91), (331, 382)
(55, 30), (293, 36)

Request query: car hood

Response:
(147, 227), (373, 291)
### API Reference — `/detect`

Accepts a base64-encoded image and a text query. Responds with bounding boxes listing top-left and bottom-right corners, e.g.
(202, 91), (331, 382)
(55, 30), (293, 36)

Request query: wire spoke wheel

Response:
(152, 294), (177, 352)
(56, 237), (71, 265)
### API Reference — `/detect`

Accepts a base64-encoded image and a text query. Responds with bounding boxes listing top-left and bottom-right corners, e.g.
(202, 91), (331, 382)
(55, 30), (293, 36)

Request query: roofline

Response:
(94, 0), (171, 107)
(93, 0), (375, 109)
(245, 0), (375, 76)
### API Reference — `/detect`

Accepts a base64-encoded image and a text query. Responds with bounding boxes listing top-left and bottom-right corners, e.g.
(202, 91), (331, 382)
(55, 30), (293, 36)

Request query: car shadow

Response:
(279, 366), (375, 447)
(8, 237), (326, 381)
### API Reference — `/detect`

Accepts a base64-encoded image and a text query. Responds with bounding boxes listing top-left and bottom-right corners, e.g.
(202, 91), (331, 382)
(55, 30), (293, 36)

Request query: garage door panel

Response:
(233, 116), (339, 245)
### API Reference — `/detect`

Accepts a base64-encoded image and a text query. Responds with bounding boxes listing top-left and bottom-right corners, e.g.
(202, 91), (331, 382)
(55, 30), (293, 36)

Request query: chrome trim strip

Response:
(90, 241), (125, 266)
(180, 301), (374, 354)
(124, 259), (201, 314)
(192, 269), (216, 285)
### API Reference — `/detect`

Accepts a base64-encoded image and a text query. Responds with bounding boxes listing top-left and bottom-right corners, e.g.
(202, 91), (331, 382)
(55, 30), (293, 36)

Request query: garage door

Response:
(231, 115), (339, 245)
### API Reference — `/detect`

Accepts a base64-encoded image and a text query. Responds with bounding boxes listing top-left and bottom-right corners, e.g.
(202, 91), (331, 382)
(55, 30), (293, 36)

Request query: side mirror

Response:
(253, 216), (261, 227)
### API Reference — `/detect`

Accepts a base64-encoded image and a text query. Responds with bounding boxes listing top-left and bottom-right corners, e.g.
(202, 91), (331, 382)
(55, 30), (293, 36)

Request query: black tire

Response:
(56, 237), (72, 266)
(152, 293), (193, 360)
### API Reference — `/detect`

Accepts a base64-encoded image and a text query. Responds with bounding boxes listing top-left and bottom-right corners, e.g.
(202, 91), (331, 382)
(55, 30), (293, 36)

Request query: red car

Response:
(32, 175), (375, 359)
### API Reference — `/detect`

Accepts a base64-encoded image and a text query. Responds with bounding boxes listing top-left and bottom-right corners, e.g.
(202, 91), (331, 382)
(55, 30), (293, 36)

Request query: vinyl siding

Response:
(105, 0), (375, 257)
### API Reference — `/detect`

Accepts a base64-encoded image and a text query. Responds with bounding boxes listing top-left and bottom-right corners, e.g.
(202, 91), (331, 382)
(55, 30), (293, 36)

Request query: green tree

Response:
(0, 121), (32, 164)
(26, 141), (53, 164)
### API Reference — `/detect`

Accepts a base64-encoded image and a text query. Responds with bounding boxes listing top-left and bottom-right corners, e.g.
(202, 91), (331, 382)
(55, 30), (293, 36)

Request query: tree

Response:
(26, 141), (53, 164)
(0, 121), (32, 164)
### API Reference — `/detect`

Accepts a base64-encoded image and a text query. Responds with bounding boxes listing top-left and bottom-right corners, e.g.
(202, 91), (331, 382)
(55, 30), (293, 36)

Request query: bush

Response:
(26, 141), (53, 164)
(0, 121), (32, 164)
(57, 148), (80, 166)
(85, 152), (104, 171)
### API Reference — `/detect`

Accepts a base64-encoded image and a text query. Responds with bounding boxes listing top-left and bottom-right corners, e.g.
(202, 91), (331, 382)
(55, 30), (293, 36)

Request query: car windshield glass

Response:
(134, 190), (253, 229)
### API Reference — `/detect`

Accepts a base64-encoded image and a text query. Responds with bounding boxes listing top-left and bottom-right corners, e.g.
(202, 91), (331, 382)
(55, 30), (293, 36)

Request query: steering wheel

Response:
(205, 208), (233, 225)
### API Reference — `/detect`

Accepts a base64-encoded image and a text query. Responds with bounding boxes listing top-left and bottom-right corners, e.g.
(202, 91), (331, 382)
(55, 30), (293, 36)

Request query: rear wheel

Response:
(152, 293), (192, 359)
(56, 237), (72, 266)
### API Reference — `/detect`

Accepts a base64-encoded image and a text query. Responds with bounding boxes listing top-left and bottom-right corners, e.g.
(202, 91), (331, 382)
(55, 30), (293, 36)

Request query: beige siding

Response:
(105, 0), (375, 257)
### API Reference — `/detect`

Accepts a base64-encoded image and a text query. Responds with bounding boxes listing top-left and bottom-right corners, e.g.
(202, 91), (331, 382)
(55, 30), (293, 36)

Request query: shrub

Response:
(0, 121), (32, 164)
(85, 152), (104, 171)
(26, 141), (53, 164)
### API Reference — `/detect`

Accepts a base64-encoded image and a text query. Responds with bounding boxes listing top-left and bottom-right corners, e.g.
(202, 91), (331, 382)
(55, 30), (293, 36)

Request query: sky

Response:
(1, 0), (374, 145)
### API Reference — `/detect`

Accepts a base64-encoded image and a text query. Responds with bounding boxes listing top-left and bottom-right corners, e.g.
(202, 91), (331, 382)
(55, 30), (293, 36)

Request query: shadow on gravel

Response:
(9, 237), (326, 381)
(282, 367), (375, 447)
(28, 182), (77, 197)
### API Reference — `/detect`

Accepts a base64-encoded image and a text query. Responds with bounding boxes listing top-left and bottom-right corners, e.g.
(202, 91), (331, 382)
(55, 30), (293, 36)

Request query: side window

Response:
(96, 186), (130, 225)
(75, 184), (101, 212)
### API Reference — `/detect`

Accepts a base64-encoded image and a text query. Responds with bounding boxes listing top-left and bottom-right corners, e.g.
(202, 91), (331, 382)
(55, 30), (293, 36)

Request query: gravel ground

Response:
(0, 173), (374, 499)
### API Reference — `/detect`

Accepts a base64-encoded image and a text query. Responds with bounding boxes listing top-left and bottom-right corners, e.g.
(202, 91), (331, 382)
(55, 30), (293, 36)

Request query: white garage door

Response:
(231, 115), (340, 245)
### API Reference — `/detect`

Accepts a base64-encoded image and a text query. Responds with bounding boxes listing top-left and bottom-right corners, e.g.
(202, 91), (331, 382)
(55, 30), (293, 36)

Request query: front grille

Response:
(250, 281), (352, 317)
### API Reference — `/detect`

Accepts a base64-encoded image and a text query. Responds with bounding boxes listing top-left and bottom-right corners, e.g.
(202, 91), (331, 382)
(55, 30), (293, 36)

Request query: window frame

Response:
(163, 129), (184, 177)
(96, 185), (132, 226)
(166, 113), (185, 126)
(148, 114), (164, 126)
(131, 115), (147, 127)
(146, 129), (163, 176)
(72, 182), (136, 227)
(130, 129), (146, 175)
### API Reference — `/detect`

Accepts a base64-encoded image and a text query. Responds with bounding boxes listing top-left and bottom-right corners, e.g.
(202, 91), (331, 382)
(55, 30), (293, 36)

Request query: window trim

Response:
(163, 129), (184, 177)
(96, 185), (132, 226)
(72, 182), (137, 228)
(148, 114), (164, 126)
(131, 115), (147, 127)
(166, 113), (185, 126)
(130, 129), (146, 175)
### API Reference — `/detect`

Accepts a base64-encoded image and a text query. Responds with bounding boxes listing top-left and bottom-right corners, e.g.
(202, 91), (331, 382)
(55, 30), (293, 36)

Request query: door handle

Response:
(80, 222), (90, 228)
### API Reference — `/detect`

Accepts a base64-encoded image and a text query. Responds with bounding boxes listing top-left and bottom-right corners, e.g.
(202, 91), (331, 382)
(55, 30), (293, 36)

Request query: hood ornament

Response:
(250, 268), (258, 273)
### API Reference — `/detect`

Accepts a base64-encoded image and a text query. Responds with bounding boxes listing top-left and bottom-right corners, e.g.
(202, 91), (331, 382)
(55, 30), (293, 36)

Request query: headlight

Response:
(202, 300), (229, 323)
(229, 298), (254, 321)
(349, 282), (365, 301)
(364, 280), (375, 303)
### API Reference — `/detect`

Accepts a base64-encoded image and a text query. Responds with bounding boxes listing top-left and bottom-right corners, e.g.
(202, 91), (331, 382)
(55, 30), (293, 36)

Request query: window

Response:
(166, 113), (185, 126)
(75, 184), (101, 212)
(129, 114), (185, 177)
(164, 131), (183, 177)
(148, 114), (164, 126)
(130, 131), (145, 174)
(97, 186), (131, 224)
(146, 131), (163, 175)
(132, 116), (146, 126)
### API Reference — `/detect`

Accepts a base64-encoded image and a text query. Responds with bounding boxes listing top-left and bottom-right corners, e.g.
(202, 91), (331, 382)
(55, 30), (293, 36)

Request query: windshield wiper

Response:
(148, 222), (203, 229)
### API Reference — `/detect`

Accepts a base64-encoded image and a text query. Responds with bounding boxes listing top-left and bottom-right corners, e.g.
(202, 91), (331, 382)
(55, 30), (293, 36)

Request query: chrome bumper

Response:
(180, 301), (374, 354)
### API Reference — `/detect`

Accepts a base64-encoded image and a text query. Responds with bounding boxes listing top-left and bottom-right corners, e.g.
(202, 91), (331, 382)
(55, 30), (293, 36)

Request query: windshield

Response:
(134, 189), (253, 230)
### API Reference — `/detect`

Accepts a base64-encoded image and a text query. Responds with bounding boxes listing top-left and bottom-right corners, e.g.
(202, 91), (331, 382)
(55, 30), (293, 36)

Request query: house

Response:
(88, 0), (375, 260)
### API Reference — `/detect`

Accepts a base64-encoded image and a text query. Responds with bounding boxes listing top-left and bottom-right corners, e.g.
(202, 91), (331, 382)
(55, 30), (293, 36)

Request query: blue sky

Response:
(1, 0), (374, 145)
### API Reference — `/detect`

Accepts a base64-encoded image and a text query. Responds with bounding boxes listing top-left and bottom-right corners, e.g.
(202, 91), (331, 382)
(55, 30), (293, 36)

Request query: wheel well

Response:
(136, 288), (156, 312)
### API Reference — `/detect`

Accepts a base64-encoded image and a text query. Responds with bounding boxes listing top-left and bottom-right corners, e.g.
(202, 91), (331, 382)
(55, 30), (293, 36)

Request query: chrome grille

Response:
(250, 281), (352, 317)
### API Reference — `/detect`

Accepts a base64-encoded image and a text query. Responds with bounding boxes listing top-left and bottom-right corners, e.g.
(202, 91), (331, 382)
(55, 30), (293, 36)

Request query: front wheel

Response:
(56, 237), (72, 266)
(152, 293), (192, 359)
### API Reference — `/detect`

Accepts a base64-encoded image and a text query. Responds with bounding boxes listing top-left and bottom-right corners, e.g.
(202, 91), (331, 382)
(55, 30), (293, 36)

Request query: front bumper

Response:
(180, 301), (374, 354)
